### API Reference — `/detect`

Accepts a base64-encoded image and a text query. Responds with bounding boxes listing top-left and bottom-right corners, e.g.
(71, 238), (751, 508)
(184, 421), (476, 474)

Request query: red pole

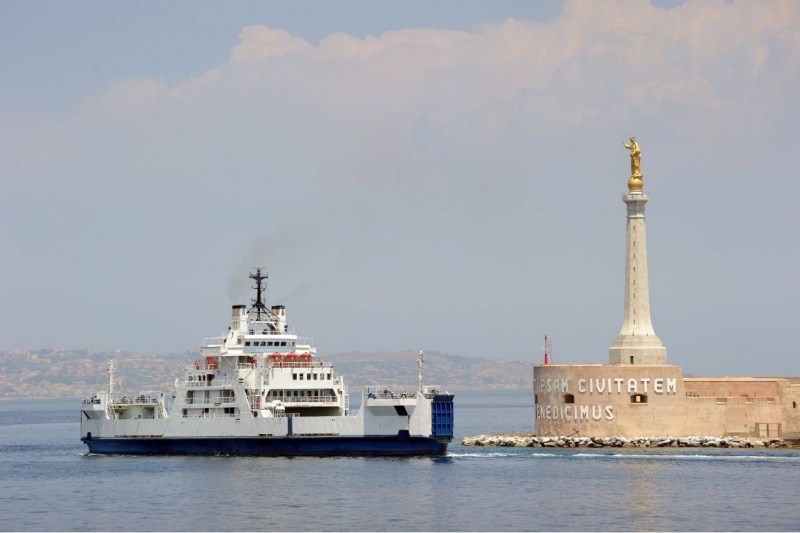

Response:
(544, 335), (549, 365)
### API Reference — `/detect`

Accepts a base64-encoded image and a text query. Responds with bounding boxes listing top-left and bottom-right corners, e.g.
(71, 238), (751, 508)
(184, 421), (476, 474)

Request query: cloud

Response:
(42, 0), (794, 174)
(229, 25), (313, 62)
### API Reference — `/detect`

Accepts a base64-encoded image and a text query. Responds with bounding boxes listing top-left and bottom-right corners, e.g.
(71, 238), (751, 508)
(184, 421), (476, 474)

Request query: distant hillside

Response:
(0, 348), (533, 399)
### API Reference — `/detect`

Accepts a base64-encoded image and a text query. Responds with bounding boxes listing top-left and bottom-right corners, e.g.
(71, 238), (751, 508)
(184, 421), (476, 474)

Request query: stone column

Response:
(608, 182), (667, 364)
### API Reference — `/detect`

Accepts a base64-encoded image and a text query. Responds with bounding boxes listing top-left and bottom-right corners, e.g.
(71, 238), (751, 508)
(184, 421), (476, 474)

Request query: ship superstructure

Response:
(80, 269), (454, 455)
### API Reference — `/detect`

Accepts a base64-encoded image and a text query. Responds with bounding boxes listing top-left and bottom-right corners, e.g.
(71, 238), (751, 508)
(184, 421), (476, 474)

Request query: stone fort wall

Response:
(534, 364), (799, 439)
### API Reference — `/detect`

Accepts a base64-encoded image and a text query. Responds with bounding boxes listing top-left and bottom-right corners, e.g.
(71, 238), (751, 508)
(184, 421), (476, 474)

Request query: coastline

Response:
(461, 433), (794, 449)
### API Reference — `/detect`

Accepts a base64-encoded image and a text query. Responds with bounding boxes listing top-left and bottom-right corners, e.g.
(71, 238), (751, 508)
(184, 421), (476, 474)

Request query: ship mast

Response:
(107, 360), (115, 395)
(417, 349), (425, 393)
(248, 268), (274, 321)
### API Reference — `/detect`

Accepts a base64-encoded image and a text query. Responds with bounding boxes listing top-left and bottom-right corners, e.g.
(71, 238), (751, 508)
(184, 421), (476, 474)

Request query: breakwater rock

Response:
(461, 434), (789, 448)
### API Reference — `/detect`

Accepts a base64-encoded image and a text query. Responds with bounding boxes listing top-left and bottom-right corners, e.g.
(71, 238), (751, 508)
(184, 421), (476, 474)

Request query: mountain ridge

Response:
(0, 348), (534, 398)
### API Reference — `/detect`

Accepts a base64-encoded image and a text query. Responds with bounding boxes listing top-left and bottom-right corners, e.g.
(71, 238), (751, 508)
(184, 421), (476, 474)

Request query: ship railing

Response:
(280, 395), (338, 405)
(265, 361), (325, 369)
(181, 379), (238, 388)
(364, 386), (418, 400)
(187, 363), (221, 372)
(421, 385), (449, 398)
(181, 412), (240, 420)
(202, 336), (225, 348)
(245, 322), (295, 335)
(111, 393), (162, 405)
(184, 397), (236, 406)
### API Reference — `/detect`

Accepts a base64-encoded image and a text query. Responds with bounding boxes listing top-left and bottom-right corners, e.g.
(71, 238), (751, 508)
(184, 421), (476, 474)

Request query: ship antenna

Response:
(107, 359), (115, 395)
(417, 349), (425, 393)
(248, 267), (271, 321)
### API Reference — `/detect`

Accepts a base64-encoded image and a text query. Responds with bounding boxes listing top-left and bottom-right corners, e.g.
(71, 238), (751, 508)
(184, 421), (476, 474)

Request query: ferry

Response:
(80, 269), (454, 456)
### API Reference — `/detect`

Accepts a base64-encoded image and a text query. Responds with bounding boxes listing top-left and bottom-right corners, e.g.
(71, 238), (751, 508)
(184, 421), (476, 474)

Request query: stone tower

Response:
(608, 137), (667, 365)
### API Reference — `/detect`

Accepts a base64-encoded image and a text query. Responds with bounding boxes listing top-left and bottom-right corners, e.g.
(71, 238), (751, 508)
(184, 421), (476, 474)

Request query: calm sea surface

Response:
(1, 390), (798, 531)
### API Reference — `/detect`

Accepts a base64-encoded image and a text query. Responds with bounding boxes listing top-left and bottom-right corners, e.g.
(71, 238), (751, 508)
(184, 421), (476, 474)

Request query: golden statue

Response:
(623, 136), (643, 190)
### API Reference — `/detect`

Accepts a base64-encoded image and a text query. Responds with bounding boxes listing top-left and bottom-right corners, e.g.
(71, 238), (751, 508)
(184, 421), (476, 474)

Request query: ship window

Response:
(299, 374), (304, 380)
(281, 342), (287, 346)
(313, 374), (318, 380)
(245, 342), (251, 346)
(260, 342), (265, 346)
(268, 341), (273, 346)
(327, 374), (331, 380)
(307, 373), (311, 380)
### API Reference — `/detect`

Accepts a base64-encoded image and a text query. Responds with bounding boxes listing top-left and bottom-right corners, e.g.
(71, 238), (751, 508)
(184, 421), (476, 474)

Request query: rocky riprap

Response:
(461, 434), (789, 448)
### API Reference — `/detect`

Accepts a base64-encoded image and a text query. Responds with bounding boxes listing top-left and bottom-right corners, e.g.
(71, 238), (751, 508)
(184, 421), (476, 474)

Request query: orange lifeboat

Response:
(300, 352), (312, 365)
(205, 356), (218, 369)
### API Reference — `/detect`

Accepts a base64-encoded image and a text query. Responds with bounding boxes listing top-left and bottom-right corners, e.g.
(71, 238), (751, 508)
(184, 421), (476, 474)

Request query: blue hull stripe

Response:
(83, 436), (449, 456)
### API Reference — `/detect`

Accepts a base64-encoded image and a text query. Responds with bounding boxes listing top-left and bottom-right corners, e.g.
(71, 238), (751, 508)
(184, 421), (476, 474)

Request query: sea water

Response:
(1, 390), (798, 531)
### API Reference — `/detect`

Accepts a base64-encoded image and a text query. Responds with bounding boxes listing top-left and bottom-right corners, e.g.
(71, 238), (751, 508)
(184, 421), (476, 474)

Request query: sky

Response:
(1, 0), (798, 378)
